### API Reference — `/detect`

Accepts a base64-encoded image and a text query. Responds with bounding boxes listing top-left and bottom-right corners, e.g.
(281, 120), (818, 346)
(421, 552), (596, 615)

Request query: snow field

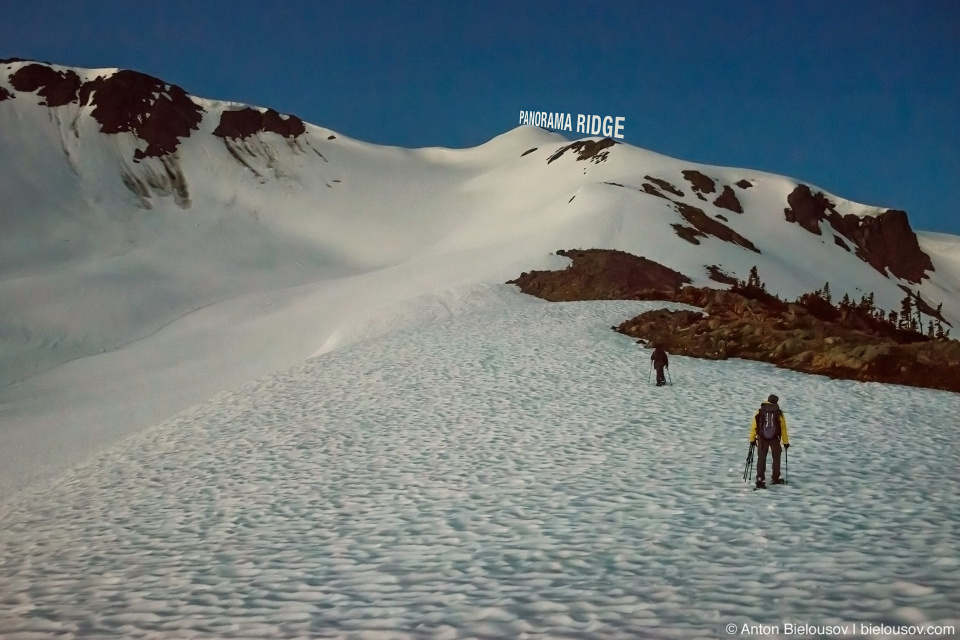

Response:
(1, 288), (958, 639)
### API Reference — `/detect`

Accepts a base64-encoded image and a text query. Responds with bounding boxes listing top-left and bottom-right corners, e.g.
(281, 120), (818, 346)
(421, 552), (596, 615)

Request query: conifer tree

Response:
(899, 295), (914, 331)
(823, 282), (832, 305)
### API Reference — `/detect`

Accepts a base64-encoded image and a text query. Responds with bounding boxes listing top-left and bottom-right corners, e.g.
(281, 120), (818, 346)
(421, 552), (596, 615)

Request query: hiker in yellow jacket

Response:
(749, 394), (790, 489)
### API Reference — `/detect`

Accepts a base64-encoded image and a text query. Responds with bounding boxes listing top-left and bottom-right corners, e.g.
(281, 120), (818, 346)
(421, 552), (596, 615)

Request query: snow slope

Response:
(1, 287), (957, 638)
(1, 59), (959, 500)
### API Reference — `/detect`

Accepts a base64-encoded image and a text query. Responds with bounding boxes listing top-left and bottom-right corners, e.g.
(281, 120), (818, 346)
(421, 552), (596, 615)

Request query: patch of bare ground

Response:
(735, 179), (753, 189)
(0, 86), (11, 101)
(547, 138), (618, 164)
(508, 249), (960, 394)
(521, 147), (537, 157)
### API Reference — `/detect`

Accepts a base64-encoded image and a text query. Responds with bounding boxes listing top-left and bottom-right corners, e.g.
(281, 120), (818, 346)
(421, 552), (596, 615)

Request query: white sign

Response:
(519, 110), (625, 139)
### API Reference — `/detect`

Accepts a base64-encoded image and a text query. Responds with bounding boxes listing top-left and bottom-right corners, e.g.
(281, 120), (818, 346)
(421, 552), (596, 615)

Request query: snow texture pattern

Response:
(1, 292), (958, 639)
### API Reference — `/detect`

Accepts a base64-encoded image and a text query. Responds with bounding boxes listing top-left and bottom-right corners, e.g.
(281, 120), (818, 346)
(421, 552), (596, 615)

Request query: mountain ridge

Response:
(2, 57), (958, 385)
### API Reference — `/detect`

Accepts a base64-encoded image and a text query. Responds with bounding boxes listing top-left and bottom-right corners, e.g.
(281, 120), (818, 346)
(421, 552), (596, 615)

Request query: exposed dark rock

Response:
(682, 169), (716, 194)
(509, 255), (960, 394)
(675, 202), (759, 253)
(604, 182), (625, 188)
(834, 235), (850, 251)
(716, 214), (728, 221)
(0, 57), (32, 64)
(547, 137), (618, 164)
(644, 176), (684, 197)
(521, 147), (537, 157)
(616, 290), (960, 394)
(568, 195), (576, 203)
(9, 63), (81, 106)
(706, 265), (739, 286)
(831, 209), (933, 284)
(0, 86), (12, 101)
(735, 179), (753, 189)
(672, 224), (705, 245)
(78, 70), (204, 160)
(213, 107), (305, 140)
(783, 184), (835, 235)
(641, 183), (668, 199)
(327, 134), (336, 140)
(784, 185), (933, 283)
(507, 249), (691, 301)
(713, 185), (743, 213)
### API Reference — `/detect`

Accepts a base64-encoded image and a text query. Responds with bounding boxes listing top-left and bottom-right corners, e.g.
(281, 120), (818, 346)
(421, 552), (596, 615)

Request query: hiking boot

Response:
(772, 478), (786, 485)
(755, 479), (766, 489)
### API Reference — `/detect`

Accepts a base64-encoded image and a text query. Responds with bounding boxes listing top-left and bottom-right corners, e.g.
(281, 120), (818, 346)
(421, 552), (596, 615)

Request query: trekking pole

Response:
(742, 445), (755, 482)
(648, 361), (653, 384)
(785, 447), (788, 484)
(666, 367), (672, 386)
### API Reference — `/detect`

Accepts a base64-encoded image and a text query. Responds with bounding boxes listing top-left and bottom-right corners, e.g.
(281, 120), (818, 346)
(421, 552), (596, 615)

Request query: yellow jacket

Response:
(749, 402), (789, 444)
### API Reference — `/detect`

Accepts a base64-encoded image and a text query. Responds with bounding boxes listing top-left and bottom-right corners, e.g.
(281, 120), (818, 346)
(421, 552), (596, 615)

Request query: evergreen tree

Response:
(936, 320), (945, 340)
(928, 320), (935, 338)
(823, 282), (832, 305)
(899, 295), (914, 331)
(888, 309), (899, 327)
(840, 293), (852, 311)
(747, 266), (760, 289)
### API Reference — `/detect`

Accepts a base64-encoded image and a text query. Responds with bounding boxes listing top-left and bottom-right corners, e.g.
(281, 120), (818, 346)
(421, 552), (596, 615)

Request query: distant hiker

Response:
(749, 394), (790, 488)
(651, 345), (669, 386)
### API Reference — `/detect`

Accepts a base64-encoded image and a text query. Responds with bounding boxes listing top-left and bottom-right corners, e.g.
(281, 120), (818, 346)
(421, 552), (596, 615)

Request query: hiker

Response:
(749, 394), (790, 488)
(651, 345), (669, 386)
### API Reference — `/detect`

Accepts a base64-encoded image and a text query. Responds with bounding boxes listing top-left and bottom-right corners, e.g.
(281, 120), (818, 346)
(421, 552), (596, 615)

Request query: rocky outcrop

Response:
(9, 63), (82, 106)
(783, 184), (835, 234)
(784, 185), (933, 283)
(644, 176), (684, 197)
(682, 169), (717, 195)
(213, 107), (305, 140)
(831, 209), (933, 283)
(0, 86), (11, 101)
(674, 203), (759, 252)
(712, 185), (743, 213)
(735, 179), (753, 189)
(508, 249), (960, 394)
(507, 249), (691, 301)
(4, 62), (203, 161)
(618, 291), (960, 394)
(78, 70), (204, 161)
(547, 138), (618, 164)
(706, 265), (738, 286)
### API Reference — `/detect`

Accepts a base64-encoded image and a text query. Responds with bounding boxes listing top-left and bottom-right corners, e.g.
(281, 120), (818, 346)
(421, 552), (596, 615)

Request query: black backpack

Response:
(759, 406), (781, 440)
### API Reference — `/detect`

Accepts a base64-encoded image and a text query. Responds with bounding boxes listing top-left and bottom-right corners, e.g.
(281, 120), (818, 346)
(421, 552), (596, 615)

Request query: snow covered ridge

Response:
(2, 58), (960, 474)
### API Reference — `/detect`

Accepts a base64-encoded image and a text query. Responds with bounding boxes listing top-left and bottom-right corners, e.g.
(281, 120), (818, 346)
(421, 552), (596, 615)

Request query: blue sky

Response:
(3, 0), (959, 234)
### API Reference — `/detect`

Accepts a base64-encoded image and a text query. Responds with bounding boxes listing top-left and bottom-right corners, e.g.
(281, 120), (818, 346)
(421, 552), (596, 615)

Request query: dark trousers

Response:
(756, 438), (782, 481)
(655, 365), (666, 385)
